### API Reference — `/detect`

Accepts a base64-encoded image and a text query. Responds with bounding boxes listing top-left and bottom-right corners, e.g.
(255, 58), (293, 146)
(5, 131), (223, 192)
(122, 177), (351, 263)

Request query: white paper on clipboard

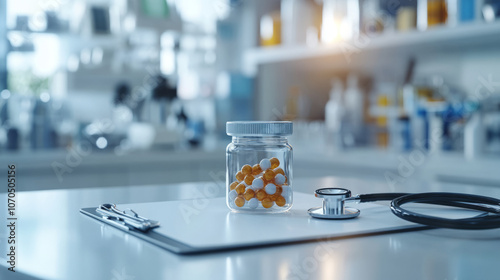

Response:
(81, 192), (434, 254)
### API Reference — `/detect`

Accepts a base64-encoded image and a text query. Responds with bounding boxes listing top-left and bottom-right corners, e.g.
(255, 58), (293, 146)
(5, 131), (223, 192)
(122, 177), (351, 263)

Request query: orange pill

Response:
(270, 157), (280, 169)
(235, 196), (245, 207)
(241, 164), (252, 175)
(274, 168), (285, 176)
(235, 171), (245, 182)
(244, 174), (255, 185)
(236, 183), (246, 195)
(252, 164), (262, 175)
(269, 194), (279, 201)
(264, 169), (275, 181)
(229, 181), (238, 190)
(256, 189), (267, 201)
(262, 197), (274, 208)
(244, 188), (255, 201)
(275, 196), (286, 207)
(275, 186), (283, 195)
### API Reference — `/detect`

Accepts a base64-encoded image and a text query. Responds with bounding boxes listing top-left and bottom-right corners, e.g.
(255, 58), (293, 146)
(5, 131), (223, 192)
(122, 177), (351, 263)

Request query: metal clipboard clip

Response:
(96, 203), (160, 231)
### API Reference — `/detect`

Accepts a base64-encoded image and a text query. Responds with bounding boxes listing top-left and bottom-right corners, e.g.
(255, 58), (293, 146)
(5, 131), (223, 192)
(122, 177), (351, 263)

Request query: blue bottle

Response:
(460, 0), (475, 22)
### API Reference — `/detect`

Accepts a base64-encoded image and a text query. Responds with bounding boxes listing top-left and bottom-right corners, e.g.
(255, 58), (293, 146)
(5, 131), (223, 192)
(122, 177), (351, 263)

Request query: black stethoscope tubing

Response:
(360, 192), (500, 230)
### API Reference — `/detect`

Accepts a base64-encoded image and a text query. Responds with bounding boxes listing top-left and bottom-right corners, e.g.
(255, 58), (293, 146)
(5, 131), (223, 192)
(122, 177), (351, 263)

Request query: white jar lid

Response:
(226, 121), (293, 136)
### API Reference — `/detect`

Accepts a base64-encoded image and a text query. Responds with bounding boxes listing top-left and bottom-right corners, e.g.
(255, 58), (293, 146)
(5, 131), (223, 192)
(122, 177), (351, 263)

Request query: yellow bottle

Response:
(260, 11), (281, 47)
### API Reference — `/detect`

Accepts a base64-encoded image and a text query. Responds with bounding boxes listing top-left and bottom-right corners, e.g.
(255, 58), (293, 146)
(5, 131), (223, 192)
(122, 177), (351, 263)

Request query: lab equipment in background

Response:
(417, 0), (429, 30)
(126, 123), (156, 150)
(284, 86), (311, 121)
(464, 113), (483, 159)
(396, 6), (417, 31)
(344, 74), (364, 146)
(483, 0), (500, 22)
(184, 119), (205, 147)
(215, 72), (254, 136)
(30, 97), (58, 149)
(325, 78), (345, 149)
(361, 0), (384, 35)
(281, 0), (321, 46)
(479, 96), (500, 156)
(260, 11), (281, 47)
(321, 0), (360, 44)
(400, 58), (416, 114)
(394, 115), (412, 151)
(413, 107), (430, 150)
(113, 82), (147, 123)
(459, 0), (476, 22)
(151, 75), (177, 124)
(0, 94), (16, 150)
(446, 0), (459, 26)
(427, 0), (448, 27)
(81, 119), (126, 151)
(141, 0), (170, 18)
(375, 94), (390, 148)
(226, 121), (293, 213)
(440, 103), (466, 151)
(6, 127), (19, 150)
(485, 113), (500, 155)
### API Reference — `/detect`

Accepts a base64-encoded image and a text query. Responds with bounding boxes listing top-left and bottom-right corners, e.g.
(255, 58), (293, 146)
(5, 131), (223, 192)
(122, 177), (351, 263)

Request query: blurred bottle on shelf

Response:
(482, 0), (500, 22)
(464, 113), (484, 159)
(215, 71), (254, 135)
(375, 94), (390, 148)
(344, 74), (364, 146)
(281, 0), (321, 45)
(427, 0), (448, 27)
(30, 95), (57, 150)
(459, 0), (476, 22)
(475, 96), (500, 157)
(446, 0), (459, 26)
(321, 0), (360, 43)
(260, 11), (281, 47)
(397, 7), (417, 31)
(361, 0), (384, 35)
(393, 115), (412, 151)
(325, 78), (345, 149)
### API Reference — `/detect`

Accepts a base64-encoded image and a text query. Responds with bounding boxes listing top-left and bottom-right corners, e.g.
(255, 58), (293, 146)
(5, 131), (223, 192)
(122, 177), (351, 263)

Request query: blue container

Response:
(460, 0), (475, 22)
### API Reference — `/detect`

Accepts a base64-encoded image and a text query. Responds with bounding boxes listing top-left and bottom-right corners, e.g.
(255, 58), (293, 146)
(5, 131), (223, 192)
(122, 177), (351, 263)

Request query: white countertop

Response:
(1, 176), (500, 280)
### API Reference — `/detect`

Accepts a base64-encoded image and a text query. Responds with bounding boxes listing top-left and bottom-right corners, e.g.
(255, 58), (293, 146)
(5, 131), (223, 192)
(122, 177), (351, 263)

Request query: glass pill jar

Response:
(226, 121), (293, 213)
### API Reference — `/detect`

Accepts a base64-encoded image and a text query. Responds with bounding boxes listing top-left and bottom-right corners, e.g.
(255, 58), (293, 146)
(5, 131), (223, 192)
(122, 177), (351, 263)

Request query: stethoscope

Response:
(308, 188), (500, 230)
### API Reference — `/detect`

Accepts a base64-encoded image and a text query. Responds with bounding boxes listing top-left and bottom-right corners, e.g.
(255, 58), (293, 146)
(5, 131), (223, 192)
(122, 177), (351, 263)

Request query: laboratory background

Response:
(1, 0), (500, 279)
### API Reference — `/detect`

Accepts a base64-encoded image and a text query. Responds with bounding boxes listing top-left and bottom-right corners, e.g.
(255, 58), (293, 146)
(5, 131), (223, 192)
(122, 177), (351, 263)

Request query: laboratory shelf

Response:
(244, 21), (500, 74)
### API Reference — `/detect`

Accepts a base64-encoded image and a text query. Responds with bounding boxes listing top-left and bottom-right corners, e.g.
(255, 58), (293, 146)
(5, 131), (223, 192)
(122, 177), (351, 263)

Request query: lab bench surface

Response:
(1, 176), (500, 280)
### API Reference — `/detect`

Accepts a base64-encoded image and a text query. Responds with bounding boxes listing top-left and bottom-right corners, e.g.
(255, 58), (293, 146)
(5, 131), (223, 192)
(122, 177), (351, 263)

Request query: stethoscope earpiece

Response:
(308, 188), (360, 219)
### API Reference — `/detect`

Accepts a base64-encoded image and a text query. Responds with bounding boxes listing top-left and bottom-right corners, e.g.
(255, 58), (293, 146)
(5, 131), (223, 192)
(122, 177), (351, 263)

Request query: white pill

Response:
(281, 185), (292, 197)
(260, 158), (271, 171)
(252, 178), (264, 189)
(248, 198), (259, 209)
(228, 199), (237, 209)
(274, 174), (286, 185)
(265, 183), (277, 195)
(228, 190), (238, 200)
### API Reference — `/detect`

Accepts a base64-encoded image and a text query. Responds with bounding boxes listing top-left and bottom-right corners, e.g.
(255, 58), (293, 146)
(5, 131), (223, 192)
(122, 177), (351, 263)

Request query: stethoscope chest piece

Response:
(308, 188), (360, 220)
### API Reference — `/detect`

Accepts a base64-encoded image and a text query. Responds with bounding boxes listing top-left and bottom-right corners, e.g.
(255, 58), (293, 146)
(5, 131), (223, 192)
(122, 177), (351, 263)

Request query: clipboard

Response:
(80, 192), (428, 254)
